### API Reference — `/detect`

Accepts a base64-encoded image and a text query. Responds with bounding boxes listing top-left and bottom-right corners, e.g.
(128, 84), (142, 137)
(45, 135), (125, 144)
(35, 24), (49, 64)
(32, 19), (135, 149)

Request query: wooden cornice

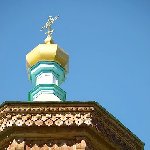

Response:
(0, 101), (144, 149)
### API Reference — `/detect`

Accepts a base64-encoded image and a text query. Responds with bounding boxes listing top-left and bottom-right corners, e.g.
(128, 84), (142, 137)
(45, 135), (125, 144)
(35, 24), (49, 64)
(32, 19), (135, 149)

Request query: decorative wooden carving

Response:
(0, 102), (144, 150)
(7, 139), (86, 150)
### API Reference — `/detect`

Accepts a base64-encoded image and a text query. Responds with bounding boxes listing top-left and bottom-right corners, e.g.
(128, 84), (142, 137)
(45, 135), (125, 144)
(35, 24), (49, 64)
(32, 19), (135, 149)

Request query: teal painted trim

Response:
(31, 70), (61, 87)
(31, 68), (64, 84)
(28, 84), (66, 102)
(30, 61), (64, 73)
(29, 61), (65, 86)
(29, 61), (65, 80)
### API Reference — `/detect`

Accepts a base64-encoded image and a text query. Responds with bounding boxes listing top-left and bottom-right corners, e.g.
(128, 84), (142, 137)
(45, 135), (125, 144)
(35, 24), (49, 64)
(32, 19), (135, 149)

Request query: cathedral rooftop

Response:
(0, 101), (144, 149)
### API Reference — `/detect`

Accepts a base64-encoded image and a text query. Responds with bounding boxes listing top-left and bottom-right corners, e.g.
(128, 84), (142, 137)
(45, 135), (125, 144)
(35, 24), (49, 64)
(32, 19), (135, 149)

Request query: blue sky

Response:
(0, 0), (150, 149)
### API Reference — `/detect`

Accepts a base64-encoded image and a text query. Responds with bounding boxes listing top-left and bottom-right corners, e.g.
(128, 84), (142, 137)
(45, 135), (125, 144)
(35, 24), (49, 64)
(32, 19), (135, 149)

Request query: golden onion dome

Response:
(26, 36), (69, 72)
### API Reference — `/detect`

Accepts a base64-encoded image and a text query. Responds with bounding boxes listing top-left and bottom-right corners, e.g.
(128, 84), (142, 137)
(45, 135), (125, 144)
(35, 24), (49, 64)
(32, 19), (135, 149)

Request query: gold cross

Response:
(41, 15), (59, 37)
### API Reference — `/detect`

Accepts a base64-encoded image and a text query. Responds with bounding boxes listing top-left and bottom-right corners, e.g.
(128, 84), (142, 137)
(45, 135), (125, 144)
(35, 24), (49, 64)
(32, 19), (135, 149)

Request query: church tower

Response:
(0, 16), (144, 150)
(26, 16), (69, 102)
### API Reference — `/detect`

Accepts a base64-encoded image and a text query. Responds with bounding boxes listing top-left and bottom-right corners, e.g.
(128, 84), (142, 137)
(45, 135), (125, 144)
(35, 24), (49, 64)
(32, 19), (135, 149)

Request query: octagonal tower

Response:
(26, 16), (69, 101)
(0, 16), (144, 150)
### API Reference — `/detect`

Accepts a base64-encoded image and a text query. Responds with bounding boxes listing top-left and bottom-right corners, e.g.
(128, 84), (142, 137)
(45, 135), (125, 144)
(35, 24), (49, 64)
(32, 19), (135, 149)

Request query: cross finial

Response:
(41, 15), (59, 38)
